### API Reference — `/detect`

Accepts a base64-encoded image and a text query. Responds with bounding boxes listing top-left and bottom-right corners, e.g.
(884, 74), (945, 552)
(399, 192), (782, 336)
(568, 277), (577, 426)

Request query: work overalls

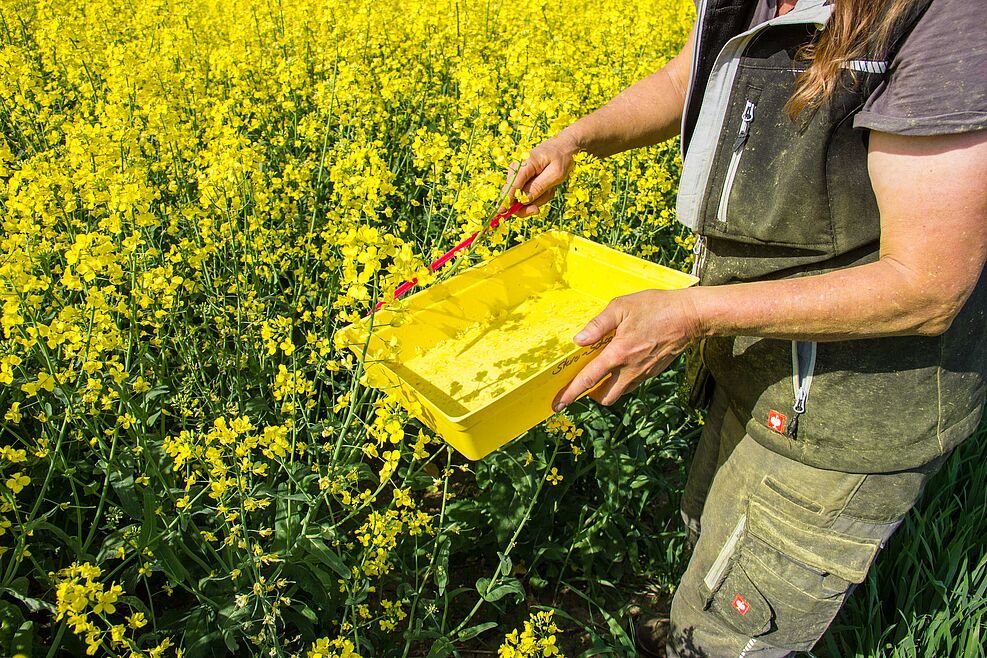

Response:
(667, 0), (987, 655)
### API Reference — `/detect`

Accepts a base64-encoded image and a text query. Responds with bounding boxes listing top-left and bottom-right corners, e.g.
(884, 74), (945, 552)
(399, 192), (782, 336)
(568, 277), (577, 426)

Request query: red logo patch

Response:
(732, 594), (750, 616)
(767, 409), (787, 434)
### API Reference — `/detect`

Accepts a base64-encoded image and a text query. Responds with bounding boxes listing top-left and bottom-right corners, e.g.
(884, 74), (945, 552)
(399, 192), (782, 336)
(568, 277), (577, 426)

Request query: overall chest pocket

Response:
(699, 30), (877, 252)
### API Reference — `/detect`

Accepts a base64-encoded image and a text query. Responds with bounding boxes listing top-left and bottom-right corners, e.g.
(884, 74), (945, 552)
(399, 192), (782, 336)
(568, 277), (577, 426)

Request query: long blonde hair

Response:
(786, 0), (926, 118)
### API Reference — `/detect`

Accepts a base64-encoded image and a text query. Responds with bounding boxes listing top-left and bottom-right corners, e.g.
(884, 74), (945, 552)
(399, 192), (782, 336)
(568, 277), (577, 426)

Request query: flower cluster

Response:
(545, 413), (586, 460)
(308, 636), (361, 658)
(53, 562), (170, 657)
(498, 610), (563, 658)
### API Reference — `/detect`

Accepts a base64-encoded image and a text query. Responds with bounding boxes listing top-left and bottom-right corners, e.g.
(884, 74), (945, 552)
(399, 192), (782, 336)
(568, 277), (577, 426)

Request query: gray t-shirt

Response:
(750, 0), (987, 135)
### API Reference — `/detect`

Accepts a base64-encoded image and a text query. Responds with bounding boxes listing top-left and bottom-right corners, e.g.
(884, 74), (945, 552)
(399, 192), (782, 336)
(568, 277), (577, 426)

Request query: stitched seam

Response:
(857, 109), (987, 122)
(763, 476), (824, 515)
(837, 511), (903, 526)
(936, 337), (945, 455)
(744, 547), (844, 603)
(832, 474), (867, 527)
(700, 232), (836, 250)
(700, 79), (753, 235)
(737, 62), (810, 72)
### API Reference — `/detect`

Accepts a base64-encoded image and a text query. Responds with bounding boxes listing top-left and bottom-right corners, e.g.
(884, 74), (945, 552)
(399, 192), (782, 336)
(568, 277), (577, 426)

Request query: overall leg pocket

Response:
(702, 475), (882, 651)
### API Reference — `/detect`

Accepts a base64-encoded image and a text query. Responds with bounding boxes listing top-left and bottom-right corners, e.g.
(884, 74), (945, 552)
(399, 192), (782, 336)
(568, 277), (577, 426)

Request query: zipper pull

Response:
(785, 388), (807, 439)
(732, 100), (756, 152)
(690, 234), (706, 278)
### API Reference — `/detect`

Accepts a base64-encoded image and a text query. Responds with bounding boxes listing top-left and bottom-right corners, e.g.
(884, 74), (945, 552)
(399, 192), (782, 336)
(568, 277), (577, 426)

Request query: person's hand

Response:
(552, 289), (704, 410)
(503, 131), (581, 217)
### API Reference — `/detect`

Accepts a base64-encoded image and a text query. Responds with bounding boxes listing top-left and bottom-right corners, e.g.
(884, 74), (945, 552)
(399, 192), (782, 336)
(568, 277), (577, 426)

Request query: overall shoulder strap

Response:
(677, 0), (831, 231)
(682, 0), (758, 154)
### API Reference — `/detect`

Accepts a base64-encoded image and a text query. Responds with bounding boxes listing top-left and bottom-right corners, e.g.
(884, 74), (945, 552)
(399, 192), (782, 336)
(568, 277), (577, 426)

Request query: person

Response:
(503, 0), (987, 655)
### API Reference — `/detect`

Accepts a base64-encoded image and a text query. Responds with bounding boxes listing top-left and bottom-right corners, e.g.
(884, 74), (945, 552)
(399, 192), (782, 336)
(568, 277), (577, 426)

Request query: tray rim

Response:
(347, 230), (698, 424)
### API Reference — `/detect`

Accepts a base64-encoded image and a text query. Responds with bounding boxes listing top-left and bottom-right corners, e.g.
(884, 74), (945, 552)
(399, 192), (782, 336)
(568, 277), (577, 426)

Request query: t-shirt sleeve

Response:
(853, 0), (987, 136)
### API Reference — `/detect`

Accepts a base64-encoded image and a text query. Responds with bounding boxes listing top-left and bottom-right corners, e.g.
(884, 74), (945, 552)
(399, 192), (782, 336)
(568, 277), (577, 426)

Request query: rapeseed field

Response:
(0, 0), (694, 655)
(4, 1), (985, 657)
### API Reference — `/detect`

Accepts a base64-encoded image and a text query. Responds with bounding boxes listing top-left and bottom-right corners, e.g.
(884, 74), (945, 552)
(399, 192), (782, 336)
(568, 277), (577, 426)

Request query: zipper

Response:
(716, 99), (756, 225)
(703, 515), (746, 591)
(738, 638), (758, 658)
(690, 234), (708, 279)
(785, 341), (817, 439)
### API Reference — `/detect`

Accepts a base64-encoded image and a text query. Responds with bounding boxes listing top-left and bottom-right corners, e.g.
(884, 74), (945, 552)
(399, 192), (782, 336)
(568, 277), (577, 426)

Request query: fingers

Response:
(574, 301), (623, 346)
(555, 354), (639, 411)
(587, 369), (638, 406)
(550, 289), (690, 411)
(502, 160), (536, 209)
(519, 187), (556, 217)
(502, 140), (573, 214)
(521, 161), (562, 206)
(553, 351), (616, 412)
(552, 303), (625, 410)
(554, 351), (642, 410)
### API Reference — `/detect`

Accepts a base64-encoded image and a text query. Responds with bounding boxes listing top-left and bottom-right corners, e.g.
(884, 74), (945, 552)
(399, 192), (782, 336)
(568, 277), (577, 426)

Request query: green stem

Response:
(401, 446), (453, 658)
(331, 304), (376, 463)
(448, 435), (561, 638)
(82, 426), (121, 553)
(44, 621), (67, 658)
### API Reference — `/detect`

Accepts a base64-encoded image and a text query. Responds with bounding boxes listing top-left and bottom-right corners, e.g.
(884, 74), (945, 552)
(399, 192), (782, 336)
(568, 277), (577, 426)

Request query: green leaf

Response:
(281, 604), (317, 640)
(343, 579), (370, 606)
(0, 600), (24, 649)
(0, 587), (55, 614)
(34, 521), (81, 554)
(139, 486), (158, 547)
(274, 483), (302, 551)
(284, 563), (335, 612)
(155, 541), (191, 585)
(96, 529), (130, 563)
(105, 456), (142, 520)
(11, 620), (33, 656)
(425, 637), (453, 658)
(457, 621), (498, 641)
(300, 535), (350, 580)
(497, 551), (513, 576)
(475, 576), (525, 603)
(223, 628), (239, 654)
(145, 385), (170, 402)
(433, 536), (450, 595)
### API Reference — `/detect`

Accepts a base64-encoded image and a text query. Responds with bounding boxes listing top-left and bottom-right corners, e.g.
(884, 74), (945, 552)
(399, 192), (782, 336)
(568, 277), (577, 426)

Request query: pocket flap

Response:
(707, 559), (773, 637)
(747, 498), (880, 583)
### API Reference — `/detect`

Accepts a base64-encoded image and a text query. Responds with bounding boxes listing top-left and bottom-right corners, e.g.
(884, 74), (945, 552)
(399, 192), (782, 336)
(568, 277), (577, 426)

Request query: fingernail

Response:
(574, 331), (588, 342)
(553, 402), (566, 413)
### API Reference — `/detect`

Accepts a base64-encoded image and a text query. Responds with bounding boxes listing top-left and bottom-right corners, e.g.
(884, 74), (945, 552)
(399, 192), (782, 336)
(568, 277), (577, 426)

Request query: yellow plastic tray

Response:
(341, 230), (697, 460)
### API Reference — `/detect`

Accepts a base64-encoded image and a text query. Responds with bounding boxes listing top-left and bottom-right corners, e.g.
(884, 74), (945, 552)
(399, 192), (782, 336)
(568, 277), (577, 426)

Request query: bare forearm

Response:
(689, 259), (971, 342)
(692, 131), (987, 343)
(560, 28), (695, 158)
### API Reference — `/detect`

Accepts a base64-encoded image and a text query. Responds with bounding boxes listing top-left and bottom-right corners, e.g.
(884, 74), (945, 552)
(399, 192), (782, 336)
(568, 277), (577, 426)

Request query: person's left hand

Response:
(552, 289), (703, 410)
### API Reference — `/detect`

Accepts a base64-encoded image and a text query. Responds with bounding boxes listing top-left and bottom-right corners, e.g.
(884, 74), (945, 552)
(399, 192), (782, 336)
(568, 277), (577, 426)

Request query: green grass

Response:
(819, 420), (987, 657)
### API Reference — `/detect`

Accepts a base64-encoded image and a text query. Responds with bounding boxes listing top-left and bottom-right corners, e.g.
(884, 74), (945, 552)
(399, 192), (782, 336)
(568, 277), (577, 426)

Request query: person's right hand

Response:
(503, 131), (581, 217)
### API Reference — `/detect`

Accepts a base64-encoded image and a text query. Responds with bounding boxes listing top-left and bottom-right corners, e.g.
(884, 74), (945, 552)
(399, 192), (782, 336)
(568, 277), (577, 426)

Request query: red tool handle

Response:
(372, 201), (525, 313)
